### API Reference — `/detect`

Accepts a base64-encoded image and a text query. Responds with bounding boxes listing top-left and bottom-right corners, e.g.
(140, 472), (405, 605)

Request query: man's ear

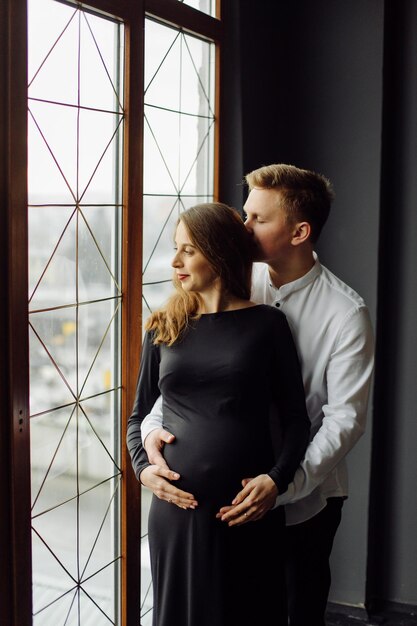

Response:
(291, 221), (311, 246)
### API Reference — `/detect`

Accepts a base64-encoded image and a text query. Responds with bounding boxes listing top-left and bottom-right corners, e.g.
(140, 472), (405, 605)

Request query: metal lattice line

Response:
(179, 118), (215, 194)
(63, 589), (78, 626)
(28, 96), (124, 117)
(33, 584), (78, 618)
(78, 300), (121, 397)
(32, 474), (122, 520)
(31, 404), (77, 512)
(144, 28), (182, 95)
(28, 107), (77, 202)
(80, 486), (120, 580)
(28, 7), (78, 88)
(32, 525), (78, 587)
(77, 586), (116, 625)
(78, 116), (124, 203)
(142, 197), (179, 275)
(30, 296), (121, 316)
(83, 12), (124, 112)
(78, 403), (121, 470)
(81, 555), (121, 587)
(29, 321), (77, 398)
(144, 101), (213, 119)
(29, 205), (77, 303)
(144, 113), (179, 193)
(78, 208), (122, 293)
(182, 33), (215, 117)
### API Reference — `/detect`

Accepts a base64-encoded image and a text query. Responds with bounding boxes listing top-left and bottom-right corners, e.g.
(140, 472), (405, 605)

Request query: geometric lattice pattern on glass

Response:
(142, 18), (216, 319)
(28, 1), (124, 623)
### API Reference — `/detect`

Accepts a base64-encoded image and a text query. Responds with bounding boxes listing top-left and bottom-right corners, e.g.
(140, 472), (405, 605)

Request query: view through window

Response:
(27, 1), (217, 624)
(28, 1), (124, 623)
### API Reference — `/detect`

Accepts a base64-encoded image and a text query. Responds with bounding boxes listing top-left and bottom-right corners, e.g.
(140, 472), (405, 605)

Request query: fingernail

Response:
(173, 473), (180, 479)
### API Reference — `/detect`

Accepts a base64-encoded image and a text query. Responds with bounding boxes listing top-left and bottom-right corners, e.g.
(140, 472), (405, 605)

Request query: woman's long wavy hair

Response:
(146, 203), (254, 346)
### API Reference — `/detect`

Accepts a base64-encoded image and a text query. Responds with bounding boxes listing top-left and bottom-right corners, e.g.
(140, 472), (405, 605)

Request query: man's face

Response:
(243, 188), (295, 264)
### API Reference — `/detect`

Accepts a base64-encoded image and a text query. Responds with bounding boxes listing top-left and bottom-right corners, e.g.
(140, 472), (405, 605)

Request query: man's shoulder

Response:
(317, 262), (367, 311)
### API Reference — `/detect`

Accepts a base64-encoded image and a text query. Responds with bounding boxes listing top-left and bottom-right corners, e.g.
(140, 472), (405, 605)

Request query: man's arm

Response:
(141, 394), (164, 442)
(139, 394), (198, 507)
(276, 305), (375, 506)
(141, 394), (176, 466)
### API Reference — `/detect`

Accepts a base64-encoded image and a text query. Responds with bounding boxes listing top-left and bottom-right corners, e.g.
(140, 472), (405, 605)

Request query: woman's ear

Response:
(291, 221), (311, 246)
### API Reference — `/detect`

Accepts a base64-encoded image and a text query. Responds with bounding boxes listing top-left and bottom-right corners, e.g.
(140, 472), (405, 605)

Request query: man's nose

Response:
(244, 218), (253, 232)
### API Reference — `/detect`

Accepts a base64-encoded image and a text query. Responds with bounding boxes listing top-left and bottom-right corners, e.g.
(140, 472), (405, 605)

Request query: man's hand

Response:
(140, 465), (198, 510)
(144, 427), (176, 468)
(216, 475), (278, 526)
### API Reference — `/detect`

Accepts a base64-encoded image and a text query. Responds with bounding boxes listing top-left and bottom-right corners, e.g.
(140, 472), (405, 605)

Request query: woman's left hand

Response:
(215, 474), (278, 527)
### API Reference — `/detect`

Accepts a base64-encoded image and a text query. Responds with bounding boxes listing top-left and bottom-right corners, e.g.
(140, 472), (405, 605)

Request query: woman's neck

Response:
(198, 290), (253, 314)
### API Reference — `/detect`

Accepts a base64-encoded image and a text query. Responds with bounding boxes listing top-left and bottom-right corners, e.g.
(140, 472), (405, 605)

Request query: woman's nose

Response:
(171, 252), (182, 268)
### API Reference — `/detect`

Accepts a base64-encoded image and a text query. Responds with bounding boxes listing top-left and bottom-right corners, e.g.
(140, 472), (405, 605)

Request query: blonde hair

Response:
(146, 203), (253, 346)
(245, 163), (334, 243)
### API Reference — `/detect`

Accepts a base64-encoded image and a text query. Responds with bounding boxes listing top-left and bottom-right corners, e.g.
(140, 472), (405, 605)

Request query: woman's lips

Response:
(177, 274), (189, 281)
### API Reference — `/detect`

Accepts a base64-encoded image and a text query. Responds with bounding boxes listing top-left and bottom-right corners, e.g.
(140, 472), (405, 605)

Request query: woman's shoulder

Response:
(251, 303), (286, 320)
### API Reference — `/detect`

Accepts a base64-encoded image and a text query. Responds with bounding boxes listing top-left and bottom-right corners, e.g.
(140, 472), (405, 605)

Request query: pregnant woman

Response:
(126, 202), (310, 626)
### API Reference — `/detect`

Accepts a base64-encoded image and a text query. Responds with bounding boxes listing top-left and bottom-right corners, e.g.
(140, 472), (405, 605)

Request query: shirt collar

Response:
(268, 252), (322, 297)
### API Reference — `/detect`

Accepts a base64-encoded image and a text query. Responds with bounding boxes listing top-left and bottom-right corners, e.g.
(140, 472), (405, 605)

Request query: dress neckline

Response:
(199, 304), (263, 317)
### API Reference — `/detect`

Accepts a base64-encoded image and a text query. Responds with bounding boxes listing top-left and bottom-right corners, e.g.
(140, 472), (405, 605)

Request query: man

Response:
(138, 163), (375, 626)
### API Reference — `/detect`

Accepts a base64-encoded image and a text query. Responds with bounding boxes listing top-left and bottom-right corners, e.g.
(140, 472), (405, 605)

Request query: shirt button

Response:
(275, 302), (280, 308)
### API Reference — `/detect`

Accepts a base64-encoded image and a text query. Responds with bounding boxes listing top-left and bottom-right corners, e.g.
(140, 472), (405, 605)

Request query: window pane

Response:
(28, 2), (124, 623)
(177, 0), (217, 18)
(143, 18), (215, 321)
(141, 17), (216, 624)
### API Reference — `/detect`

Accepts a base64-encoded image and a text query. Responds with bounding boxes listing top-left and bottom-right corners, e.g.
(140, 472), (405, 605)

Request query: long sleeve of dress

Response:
(126, 331), (161, 481)
(267, 311), (310, 494)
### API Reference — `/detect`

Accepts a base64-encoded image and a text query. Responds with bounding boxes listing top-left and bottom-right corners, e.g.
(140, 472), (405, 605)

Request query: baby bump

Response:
(163, 418), (273, 503)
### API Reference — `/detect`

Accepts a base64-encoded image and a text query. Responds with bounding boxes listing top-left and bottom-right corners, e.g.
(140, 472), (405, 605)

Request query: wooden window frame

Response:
(0, 1), (222, 625)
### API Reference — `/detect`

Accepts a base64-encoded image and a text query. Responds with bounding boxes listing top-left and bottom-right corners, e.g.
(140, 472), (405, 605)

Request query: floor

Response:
(326, 606), (417, 626)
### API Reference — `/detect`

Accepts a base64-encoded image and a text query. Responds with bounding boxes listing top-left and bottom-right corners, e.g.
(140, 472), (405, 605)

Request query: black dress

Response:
(127, 304), (310, 626)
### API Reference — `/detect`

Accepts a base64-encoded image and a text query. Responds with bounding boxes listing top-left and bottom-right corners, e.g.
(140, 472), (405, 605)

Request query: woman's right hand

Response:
(140, 465), (198, 510)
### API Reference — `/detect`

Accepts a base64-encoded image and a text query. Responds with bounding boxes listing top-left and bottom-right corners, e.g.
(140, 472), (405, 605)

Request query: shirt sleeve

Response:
(140, 394), (164, 443)
(275, 305), (375, 506)
(126, 331), (161, 482)
(267, 311), (311, 494)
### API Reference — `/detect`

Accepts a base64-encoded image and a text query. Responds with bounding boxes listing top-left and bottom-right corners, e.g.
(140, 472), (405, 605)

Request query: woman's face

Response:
(171, 220), (220, 294)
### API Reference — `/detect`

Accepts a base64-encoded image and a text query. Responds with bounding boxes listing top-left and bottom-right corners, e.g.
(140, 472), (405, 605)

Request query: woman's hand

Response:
(140, 465), (198, 510)
(216, 475), (278, 526)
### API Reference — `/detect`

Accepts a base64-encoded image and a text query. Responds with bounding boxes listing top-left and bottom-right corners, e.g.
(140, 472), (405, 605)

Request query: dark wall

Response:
(367, 0), (417, 612)
(221, 0), (417, 613)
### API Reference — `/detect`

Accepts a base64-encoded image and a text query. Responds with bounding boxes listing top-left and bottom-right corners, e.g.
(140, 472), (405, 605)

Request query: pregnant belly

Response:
(163, 418), (272, 504)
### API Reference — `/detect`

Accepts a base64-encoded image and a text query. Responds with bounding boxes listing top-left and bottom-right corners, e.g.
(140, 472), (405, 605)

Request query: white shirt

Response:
(140, 254), (375, 525)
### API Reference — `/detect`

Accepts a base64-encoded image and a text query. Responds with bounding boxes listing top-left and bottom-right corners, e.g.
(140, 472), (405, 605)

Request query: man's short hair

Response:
(245, 163), (335, 243)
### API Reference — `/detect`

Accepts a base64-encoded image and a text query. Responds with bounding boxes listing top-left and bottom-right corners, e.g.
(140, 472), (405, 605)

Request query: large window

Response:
(2, 0), (221, 623)
(28, 2), (124, 622)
